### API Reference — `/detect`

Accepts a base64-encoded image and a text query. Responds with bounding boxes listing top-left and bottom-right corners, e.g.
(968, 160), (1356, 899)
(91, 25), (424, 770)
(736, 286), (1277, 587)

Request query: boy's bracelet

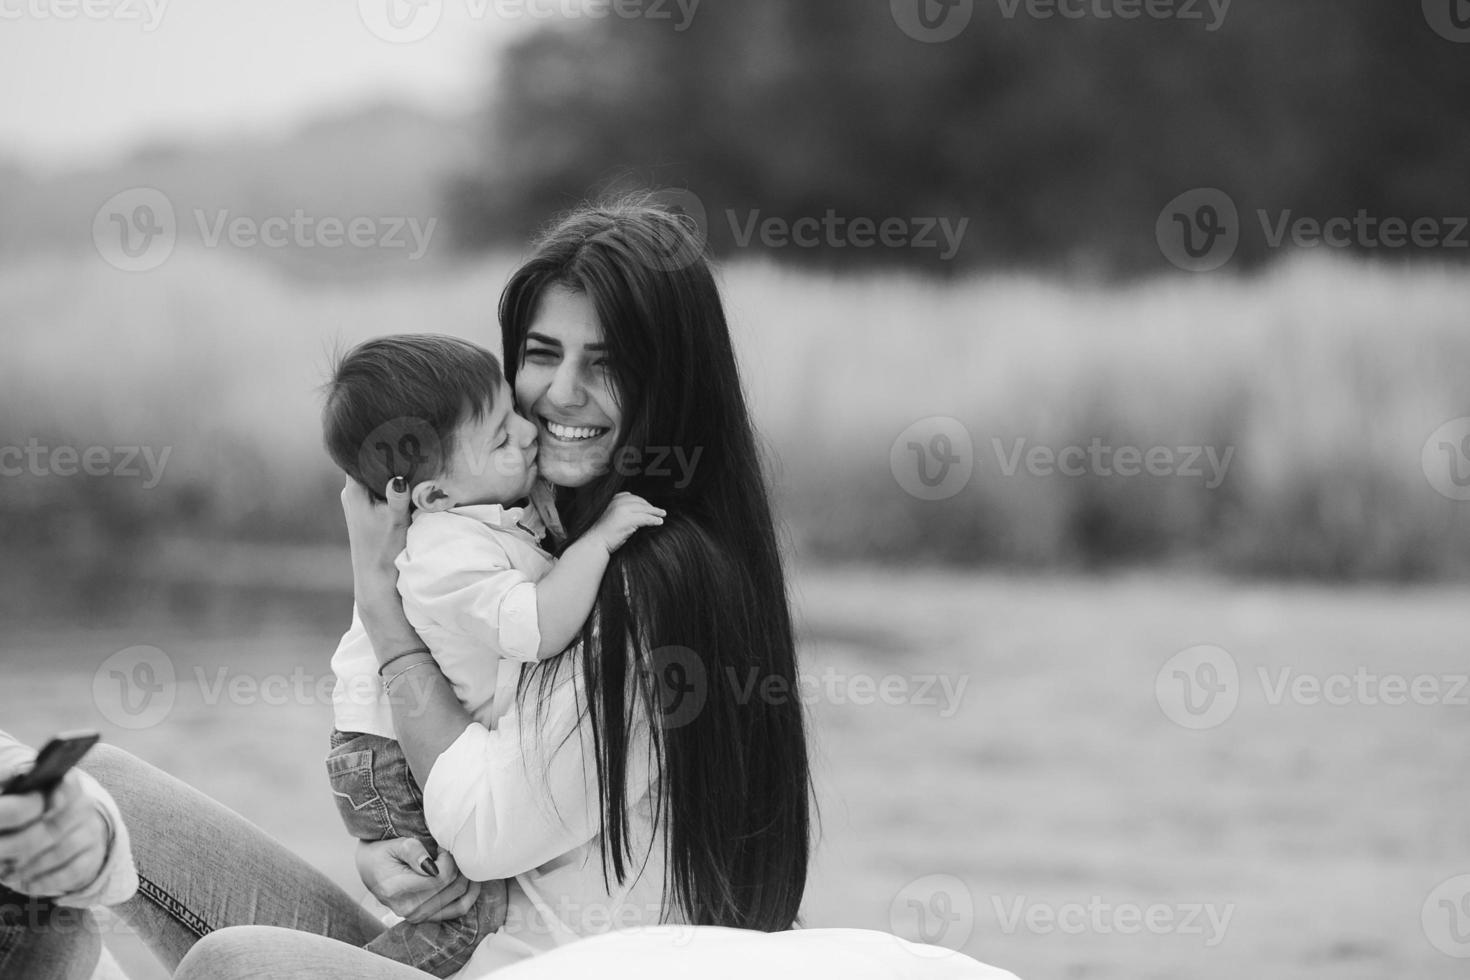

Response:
(378, 648), (433, 677)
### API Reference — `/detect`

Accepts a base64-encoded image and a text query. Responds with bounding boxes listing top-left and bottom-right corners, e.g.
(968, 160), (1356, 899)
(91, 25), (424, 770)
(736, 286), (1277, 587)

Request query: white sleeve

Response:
(421, 656), (655, 882)
(55, 770), (140, 908)
(398, 520), (543, 662)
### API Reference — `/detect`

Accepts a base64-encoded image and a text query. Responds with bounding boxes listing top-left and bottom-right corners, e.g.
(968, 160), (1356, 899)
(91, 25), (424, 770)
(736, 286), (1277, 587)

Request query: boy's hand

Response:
(588, 492), (666, 554)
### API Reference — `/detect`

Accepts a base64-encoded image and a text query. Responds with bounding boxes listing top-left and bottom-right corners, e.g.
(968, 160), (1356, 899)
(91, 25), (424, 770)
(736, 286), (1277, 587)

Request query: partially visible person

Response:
(321, 334), (664, 976)
(0, 730), (137, 980)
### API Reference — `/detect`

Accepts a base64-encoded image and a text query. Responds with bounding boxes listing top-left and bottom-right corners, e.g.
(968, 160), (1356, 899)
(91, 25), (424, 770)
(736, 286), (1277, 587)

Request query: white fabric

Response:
(489, 926), (1021, 980)
(331, 504), (554, 739)
(423, 654), (669, 974)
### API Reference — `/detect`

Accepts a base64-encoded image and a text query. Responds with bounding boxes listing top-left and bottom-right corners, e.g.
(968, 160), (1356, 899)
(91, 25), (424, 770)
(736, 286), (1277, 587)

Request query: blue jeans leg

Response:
(78, 743), (384, 975)
(176, 924), (433, 980)
(0, 887), (101, 980)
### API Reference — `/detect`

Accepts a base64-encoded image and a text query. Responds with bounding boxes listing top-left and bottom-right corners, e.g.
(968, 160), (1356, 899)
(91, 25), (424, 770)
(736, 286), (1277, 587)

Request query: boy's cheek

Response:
(491, 449), (527, 477)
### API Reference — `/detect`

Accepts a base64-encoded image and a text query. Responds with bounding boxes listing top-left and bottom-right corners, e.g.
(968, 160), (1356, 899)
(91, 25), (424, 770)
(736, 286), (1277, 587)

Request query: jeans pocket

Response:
(326, 749), (392, 840)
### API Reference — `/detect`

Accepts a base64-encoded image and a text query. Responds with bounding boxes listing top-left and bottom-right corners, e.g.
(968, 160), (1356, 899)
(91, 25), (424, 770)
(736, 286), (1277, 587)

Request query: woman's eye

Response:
(523, 348), (556, 363)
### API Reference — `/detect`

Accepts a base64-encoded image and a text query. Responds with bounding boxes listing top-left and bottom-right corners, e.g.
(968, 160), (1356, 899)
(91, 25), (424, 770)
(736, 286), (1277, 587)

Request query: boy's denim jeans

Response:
(328, 730), (510, 977)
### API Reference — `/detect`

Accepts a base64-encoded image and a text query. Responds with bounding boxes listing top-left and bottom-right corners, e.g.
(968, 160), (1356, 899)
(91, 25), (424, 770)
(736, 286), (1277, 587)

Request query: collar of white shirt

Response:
(445, 502), (548, 543)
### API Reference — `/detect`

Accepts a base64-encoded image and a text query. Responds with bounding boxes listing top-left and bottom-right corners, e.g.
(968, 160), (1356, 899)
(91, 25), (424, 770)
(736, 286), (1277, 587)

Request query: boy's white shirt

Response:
(331, 503), (555, 740)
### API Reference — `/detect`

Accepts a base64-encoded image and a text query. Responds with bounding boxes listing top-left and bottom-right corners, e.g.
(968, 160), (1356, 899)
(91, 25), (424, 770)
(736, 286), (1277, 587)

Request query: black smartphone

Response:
(1, 731), (101, 796)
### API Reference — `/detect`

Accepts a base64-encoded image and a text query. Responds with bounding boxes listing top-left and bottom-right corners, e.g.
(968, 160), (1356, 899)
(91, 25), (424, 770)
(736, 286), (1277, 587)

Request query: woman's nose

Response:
(546, 363), (587, 409)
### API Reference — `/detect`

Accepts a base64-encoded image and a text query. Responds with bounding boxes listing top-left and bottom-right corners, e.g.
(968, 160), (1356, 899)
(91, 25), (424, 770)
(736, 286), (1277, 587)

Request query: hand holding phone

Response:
(0, 732), (110, 898)
(1, 731), (101, 796)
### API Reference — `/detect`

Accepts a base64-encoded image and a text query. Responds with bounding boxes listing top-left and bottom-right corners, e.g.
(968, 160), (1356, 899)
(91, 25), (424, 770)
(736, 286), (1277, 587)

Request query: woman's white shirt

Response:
(420, 653), (672, 976)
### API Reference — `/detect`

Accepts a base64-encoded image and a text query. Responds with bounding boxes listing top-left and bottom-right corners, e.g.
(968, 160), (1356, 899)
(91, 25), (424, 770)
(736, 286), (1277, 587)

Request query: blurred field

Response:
(2, 567), (1467, 979)
(2, 246), (1469, 978)
(3, 250), (1470, 579)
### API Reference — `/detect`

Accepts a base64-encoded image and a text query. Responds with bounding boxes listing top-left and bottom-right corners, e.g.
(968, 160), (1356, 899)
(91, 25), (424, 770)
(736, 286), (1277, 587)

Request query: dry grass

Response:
(3, 249), (1470, 577)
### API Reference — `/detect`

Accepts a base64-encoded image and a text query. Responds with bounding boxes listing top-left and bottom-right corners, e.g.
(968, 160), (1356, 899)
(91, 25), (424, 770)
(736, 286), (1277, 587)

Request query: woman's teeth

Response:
(544, 419), (609, 442)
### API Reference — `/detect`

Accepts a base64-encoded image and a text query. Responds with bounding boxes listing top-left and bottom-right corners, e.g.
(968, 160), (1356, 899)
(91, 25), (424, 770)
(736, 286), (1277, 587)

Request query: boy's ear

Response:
(411, 480), (454, 513)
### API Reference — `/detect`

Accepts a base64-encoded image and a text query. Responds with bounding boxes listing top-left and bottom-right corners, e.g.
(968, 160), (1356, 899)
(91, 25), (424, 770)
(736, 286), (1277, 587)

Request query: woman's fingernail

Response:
(392, 477), (408, 495)
(419, 856), (439, 876)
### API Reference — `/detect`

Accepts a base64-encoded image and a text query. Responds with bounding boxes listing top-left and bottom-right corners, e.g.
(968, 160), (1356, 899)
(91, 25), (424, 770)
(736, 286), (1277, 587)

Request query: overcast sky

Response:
(0, 0), (535, 171)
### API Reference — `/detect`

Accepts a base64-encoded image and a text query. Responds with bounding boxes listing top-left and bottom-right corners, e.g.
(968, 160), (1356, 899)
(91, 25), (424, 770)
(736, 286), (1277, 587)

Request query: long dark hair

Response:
(500, 197), (811, 931)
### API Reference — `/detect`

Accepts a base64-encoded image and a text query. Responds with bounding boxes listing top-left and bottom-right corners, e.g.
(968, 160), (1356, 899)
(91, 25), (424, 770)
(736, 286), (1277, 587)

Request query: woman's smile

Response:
(539, 416), (612, 444)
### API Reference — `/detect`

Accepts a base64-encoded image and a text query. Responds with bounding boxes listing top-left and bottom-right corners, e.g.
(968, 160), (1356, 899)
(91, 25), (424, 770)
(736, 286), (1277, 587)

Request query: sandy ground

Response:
(3, 565), (1467, 979)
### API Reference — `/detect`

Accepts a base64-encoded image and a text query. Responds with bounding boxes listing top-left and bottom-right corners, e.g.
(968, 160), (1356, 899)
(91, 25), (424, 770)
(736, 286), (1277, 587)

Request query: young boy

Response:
(321, 334), (663, 977)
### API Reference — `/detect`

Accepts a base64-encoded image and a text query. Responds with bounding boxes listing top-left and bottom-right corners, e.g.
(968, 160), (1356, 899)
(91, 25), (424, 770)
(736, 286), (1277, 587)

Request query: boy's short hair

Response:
(323, 334), (505, 501)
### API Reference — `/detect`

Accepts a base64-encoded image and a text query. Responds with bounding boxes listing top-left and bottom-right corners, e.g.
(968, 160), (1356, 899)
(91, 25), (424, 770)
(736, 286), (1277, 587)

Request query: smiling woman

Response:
(515, 286), (623, 487)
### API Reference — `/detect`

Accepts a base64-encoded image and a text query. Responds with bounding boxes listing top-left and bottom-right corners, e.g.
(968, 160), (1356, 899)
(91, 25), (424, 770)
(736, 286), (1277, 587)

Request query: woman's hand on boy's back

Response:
(587, 492), (666, 554)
